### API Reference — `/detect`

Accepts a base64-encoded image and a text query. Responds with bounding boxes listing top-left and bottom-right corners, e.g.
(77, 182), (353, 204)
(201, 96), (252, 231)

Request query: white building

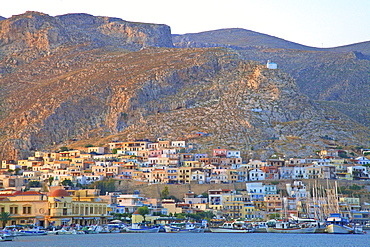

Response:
(355, 157), (370, 165)
(116, 194), (145, 213)
(191, 170), (206, 184)
(226, 150), (241, 158)
(248, 168), (265, 181)
(292, 166), (308, 179)
(286, 181), (307, 199)
(246, 182), (265, 201)
(266, 60), (277, 69)
(171, 141), (186, 148)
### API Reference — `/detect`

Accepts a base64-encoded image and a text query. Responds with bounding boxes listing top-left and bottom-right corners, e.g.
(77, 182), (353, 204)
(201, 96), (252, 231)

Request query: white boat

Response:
(266, 221), (316, 234)
(0, 231), (15, 241)
(18, 228), (48, 236)
(353, 225), (366, 234)
(164, 225), (180, 233)
(165, 222), (204, 233)
(126, 223), (160, 233)
(210, 221), (254, 233)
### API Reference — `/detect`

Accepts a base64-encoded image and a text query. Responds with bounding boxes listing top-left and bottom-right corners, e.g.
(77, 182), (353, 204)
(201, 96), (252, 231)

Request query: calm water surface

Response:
(6, 232), (370, 247)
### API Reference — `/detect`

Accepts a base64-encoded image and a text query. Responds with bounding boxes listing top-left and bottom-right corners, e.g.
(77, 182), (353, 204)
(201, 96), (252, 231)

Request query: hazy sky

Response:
(2, 0), (370, 48)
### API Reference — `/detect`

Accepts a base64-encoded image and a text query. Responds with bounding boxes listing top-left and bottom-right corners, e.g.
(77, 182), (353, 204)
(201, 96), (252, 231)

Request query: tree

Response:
(48, 177), (54, 186)
(14, 168), (22, 175)
(196, 211), (215, 220)
(161, 186), (169, 199)
(269, 213), (280, 220)
(85, 144), (94, 148)
(168, 195), (180, 202)
(0, 212), (12, 229)
(59, 146), (69, 152)
(28, 180), (41, 188)
(137, 206), (150, 222)
(201, 192), (209, 198)
(61, 179), (74, 187)
(88, 179), (116, 195)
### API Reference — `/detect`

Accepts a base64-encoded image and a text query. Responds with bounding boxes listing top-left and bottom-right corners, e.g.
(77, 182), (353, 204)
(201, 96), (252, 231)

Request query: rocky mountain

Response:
(0, 11), (172, 72)
(0, 13), (369, 160)
(329, 41), (370, 56)
(0, 17), (5, 21)
(173, 28), (319, 51)
(174, 29), (370, 127)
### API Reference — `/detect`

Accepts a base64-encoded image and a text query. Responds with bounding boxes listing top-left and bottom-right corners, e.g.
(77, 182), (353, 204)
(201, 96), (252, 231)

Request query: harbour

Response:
(3, 232), (370, 247)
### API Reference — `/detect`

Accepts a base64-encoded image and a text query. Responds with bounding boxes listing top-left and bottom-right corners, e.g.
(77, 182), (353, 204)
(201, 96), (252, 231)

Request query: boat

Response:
(0, 231), (15, 241)
(125, 223), (160, 233)
(266, 220), (316, 233)
(164, 222), (204, 233)
(164, 225), (180, 233)
(18, 227), (48, 236)
(209, 221), (254, 233)
(325, 214), (353, 234)
(353, 225), (366, 234)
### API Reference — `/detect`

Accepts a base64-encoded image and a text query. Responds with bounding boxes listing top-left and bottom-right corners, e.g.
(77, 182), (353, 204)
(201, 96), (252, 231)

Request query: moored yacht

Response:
(210, 221), (254, 233)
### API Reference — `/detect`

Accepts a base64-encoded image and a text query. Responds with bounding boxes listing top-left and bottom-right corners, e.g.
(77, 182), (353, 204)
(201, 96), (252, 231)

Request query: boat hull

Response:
(126, 227), (160, 233)
(210, 228), (253, 233)
(266, 227), (316, 234)
(19, 230), (48, 236)
(326, 224), (352, 234)
(0, 234), (15, 241)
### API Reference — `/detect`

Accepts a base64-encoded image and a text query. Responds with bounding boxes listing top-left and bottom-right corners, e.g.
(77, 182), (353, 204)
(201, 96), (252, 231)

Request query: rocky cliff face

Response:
(173, 29), (370, 128)
(0, 45), (368, 159)
(0, 11), (172, 74)
(0, 13), (368, 159)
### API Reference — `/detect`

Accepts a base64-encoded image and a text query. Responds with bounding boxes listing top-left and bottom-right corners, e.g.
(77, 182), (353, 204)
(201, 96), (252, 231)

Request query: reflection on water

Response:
(6, 232), (370, 247)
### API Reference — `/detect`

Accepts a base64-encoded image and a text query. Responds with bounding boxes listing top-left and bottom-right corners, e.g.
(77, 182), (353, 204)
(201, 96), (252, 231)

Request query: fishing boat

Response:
(125, 223), (160, 233)
(209, 221), (254, 233)
(266, 221), (316, 233)
(326, 214), (353, 234)
(164, 225), (180, 233)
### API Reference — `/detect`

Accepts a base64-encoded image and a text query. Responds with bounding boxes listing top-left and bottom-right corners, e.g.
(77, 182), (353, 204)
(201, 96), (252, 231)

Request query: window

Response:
(10, 206), (18, 214)
(23, 206), (31, 214)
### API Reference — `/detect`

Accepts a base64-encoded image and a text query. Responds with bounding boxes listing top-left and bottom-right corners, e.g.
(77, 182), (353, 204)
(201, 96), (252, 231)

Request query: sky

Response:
(1, 0), (370, 48)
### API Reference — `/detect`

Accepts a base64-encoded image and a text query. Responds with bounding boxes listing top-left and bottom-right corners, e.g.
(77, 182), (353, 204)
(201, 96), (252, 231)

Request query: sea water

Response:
(6, 232), (370, 247)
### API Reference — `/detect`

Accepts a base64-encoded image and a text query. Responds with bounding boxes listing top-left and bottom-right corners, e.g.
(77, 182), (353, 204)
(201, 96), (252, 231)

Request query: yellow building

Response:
(178, 167), (192, 184)
(161, 199), (182, 216)
(0, 190), (48, 226)
(0, 188), (109, 228)
(47, 188), (109, 226)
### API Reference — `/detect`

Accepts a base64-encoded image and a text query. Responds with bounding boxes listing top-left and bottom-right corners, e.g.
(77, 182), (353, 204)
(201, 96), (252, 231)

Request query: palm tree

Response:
(0, 212), (12, 229)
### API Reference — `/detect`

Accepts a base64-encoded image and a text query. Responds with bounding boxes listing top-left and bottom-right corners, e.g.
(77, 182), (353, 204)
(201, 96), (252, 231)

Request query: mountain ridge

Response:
(173, 28), (370, 54)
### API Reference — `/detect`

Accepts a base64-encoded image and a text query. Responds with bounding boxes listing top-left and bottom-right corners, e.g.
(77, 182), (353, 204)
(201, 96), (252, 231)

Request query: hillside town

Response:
(0, 138), (370, 230)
